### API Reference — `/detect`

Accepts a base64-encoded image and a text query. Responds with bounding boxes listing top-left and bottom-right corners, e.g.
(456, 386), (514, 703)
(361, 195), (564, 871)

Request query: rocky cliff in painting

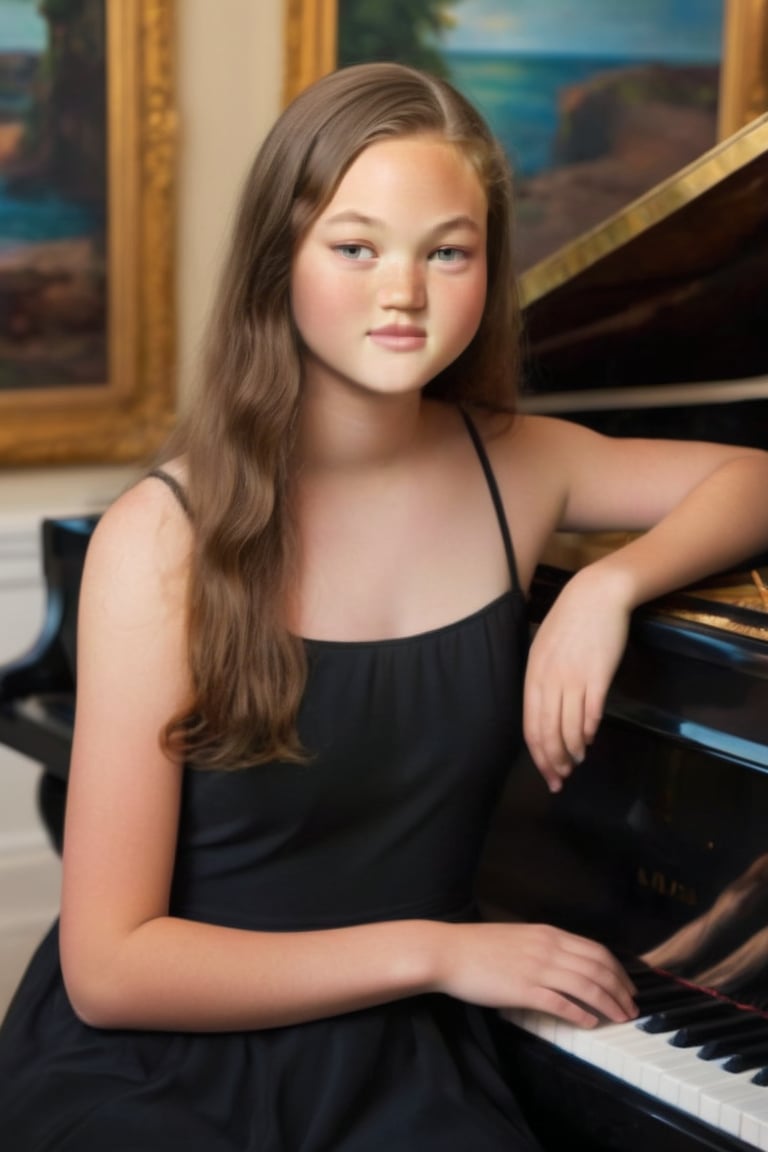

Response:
(516, 63), (720, 270)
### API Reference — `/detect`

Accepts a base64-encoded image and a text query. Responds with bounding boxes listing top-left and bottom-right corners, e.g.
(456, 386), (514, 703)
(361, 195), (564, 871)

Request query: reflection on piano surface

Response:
(477, 110), (768, 1152)
(480, 565), (768, 1151)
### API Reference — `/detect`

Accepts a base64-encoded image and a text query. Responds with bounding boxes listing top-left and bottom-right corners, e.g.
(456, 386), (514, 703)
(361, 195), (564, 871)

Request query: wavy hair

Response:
(161, 62), (523, 768)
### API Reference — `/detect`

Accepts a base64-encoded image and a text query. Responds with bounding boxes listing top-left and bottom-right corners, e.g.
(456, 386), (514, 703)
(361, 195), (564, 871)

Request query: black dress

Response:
(0, 416), (542, 1151)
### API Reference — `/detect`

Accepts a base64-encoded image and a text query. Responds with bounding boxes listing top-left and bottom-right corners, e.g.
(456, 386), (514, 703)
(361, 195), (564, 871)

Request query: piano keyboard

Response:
(503, 972), (768, 1150)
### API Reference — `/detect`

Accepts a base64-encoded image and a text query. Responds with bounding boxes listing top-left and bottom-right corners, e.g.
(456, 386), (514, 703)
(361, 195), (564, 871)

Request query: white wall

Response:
(176, 0), (284, 409)
(0, 0), (285, 1012)
(0, 523), (61, 1012)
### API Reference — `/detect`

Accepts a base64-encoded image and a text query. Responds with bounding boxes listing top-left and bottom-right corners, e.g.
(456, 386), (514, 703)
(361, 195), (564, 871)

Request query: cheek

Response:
(291, 259), (323, 341)
(291, 260), (363, 343)
(448, 268), (487, 345)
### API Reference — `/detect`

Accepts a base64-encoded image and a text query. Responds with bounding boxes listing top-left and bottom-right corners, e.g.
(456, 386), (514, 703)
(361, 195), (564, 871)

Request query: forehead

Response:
(319, 135), (487, 221)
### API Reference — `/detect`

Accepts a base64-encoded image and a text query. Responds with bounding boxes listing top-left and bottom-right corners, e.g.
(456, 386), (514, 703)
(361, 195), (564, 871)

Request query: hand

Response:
(523, 567), (631, 792)
(435, 922), (637, 1028)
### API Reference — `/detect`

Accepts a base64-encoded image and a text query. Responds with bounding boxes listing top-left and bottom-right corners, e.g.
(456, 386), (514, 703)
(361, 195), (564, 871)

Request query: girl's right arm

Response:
(59, 481), (636, 1033)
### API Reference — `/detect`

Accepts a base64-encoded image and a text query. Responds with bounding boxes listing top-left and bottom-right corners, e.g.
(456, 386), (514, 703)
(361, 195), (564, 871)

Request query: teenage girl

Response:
(2, 62), (768, 1151)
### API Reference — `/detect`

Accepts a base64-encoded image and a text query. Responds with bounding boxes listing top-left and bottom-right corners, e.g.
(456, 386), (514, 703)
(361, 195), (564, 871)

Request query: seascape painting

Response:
(337, 0), (725, 268)
(0, 0), (107, 391)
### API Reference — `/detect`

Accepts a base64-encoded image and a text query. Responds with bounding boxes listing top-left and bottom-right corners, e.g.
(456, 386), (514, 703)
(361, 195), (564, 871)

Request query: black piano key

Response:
(633, 983), (717, 1015)
(700, 1028), (768, 1060)
(722, 1041), (768, 1073)
(633, 977), (698, 999)
(624, 963), (669, 984)
(751, 1064), (768, 1086)
(639, 997), (741, 1035)
(497, 1013), (768, 1152)
(672, 1011), (768, 1048)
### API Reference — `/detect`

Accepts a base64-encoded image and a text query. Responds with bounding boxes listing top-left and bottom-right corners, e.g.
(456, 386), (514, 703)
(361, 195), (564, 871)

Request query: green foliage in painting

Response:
(11, 0), (105, 207)
(337, 0), (460, 76)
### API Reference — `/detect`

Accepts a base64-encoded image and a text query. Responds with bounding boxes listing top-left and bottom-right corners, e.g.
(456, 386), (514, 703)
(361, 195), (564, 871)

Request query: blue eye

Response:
(432, 247), (467, 263)
(335, 244), (375, 260)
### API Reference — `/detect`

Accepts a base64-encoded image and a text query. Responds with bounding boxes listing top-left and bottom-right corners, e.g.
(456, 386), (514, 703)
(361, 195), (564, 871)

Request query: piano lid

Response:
(518, 112), (768, 444)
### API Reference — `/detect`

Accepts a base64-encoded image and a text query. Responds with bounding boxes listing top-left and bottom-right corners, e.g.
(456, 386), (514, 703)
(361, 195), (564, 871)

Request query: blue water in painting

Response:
(444, 51), (647, 175)
(0, 176), (95, 252)
(0, 84), (95, 252)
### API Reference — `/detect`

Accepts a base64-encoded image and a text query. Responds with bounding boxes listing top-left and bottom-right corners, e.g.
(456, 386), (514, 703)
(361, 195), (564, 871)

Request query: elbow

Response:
(67, 997), (113, 1031)
(60, 936), (136, 1030)
(60, 921), (174, 1030)
(62, 963), (126, 1029)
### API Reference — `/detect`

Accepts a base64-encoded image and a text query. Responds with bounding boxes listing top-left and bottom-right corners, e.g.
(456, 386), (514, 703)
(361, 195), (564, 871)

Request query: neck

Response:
(295, 383), (425, 474)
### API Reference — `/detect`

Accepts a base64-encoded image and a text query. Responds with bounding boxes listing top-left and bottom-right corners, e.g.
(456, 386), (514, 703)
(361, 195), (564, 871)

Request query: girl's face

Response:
(291, 135), (488, 402)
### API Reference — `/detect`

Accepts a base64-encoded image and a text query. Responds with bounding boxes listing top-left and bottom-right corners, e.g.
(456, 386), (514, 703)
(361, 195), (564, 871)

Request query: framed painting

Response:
(0, 0), (175, 465)
(283, 0), (768, 269)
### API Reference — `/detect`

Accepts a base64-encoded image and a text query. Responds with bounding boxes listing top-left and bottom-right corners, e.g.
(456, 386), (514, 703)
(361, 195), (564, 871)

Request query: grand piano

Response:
(480, 110), (768, 1150)
(1, 108), (767, 1152)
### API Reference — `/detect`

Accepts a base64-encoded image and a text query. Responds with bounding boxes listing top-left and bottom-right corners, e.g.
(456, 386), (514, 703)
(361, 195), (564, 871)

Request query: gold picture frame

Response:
(284, 0), (768, 140)
(718, 0), (768, 135)
(283, 0), (337, 106)
(0, 0), (176, 466)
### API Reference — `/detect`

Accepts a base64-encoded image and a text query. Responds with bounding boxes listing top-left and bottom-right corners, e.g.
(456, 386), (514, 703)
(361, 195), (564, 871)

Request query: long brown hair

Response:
(161, 62), (522, 769)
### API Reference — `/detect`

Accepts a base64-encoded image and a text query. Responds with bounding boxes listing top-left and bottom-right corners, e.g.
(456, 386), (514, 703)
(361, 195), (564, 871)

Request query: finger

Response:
(523, 681), (561, 793)
(516, 985), (617, 1029)
(559, 684), (587, 765)
(523, 682), (576, 791)
(582, 679), (607, 746)
(567, 974), (638, 1023)
(557, 929), (621, 961)
(525, 735), (572, 794)
(538, 962), (637, 1024)
(560, 986), (637, 1025)
(548, 934), (638, 1007)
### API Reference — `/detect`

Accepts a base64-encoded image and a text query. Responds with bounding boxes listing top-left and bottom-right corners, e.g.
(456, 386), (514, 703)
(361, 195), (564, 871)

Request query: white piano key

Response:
(551, 1015), (583, 1053)
(741, 1089), (768, 1152)
(739, 1094), (768, 1152)
(710, 1080), (768, 1140)
(534, 1013), (560, 1045)
(502, 1008), (768, 1144)
(676, 1058), (735, 1113)
(697, 1070), (761, 1130)
(599, 1021), (667, 1081)
(512, 1009), (558, 1043)
(638, 1042), (697, 1096)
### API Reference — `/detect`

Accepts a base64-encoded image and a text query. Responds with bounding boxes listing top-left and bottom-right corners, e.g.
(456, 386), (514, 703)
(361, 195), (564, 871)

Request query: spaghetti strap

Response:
(460, 410), (521, 593)
(147, 468), (192, 518)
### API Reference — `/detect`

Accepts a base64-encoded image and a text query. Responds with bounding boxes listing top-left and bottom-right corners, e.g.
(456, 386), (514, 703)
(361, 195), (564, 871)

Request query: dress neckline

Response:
(300, 588), (524, 651)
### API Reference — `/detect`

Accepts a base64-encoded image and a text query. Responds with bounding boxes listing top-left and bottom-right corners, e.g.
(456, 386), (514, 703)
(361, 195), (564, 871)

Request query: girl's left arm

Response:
(511, 417), (768, 792)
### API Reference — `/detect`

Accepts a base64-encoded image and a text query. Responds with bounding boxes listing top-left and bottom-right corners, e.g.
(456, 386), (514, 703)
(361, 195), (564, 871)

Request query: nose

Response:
(378, 259), (426, 311)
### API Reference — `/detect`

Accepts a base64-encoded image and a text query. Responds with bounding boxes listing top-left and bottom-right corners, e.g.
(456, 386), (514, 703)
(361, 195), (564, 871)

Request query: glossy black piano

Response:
(477, 111), (768, 1151)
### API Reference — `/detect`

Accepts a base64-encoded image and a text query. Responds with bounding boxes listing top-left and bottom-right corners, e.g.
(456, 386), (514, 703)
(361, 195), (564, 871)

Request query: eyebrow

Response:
(322, 211), (482, 235)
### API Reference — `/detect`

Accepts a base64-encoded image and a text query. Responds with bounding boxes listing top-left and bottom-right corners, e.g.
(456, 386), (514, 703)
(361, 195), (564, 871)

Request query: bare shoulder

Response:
(83, 463), (192, 627)
(424, 401), (549, 452)
(71, 465), (194, 782)
(461, 408), (582, 482)
(468, 409), (586, 448)
(467, 408), (768, 533)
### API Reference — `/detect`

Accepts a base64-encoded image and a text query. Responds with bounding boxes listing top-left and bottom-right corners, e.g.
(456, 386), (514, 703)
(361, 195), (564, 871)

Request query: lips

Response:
(368, 325), (427, 351)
